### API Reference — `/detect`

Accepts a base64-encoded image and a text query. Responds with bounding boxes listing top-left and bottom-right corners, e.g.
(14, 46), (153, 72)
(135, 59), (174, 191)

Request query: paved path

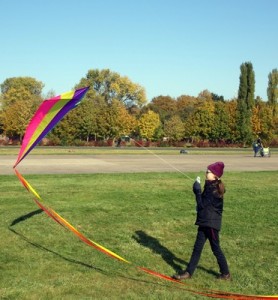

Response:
(1, 154), (277, 175)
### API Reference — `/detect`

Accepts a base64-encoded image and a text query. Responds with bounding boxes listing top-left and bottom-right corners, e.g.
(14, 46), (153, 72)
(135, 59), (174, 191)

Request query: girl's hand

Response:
(193, 178), (201, 194)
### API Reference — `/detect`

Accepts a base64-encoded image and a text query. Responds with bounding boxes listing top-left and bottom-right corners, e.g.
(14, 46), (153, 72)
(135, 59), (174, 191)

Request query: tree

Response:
(211, 101), (230, 142)
(267, 68), (278, 116)
(148, 96), (177, 123)
(0, 77), (43, 141)
(184, 99), (215, 142)
(1, 95), (35, 140)
(252, 101), (275, 143)
(176, 95), (197, 121)
(137, 110), (160, 140)
(52, 112), (79, 145)
(68, 97), (100, 142)
(115, 102), (137, 137)
(238, 62), (255, 109)
(1, 85), (42, 140)
(236, 62), (255, 144)
(1, 77), (44, 97)
(164, 115), (185, 141)
(53, 92), (111, 144)
(94, 99), (137, 139)
(1, 84), (42, 110)
(198, 89), (213, 102)
(78, 69), (146, 108)
(211, 93), (224, 102)
(226, 100), (238, 142)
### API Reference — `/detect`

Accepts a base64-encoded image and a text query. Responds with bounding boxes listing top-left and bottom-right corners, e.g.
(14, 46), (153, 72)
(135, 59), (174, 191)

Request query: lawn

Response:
(0, 171), (277, 299)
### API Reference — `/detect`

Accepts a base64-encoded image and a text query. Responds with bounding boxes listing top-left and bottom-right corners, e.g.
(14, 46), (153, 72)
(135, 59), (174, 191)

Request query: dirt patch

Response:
(1, 154), (277, 175)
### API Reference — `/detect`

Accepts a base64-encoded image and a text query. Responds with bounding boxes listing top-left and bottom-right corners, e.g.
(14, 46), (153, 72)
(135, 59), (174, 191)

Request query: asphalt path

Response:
(1, 154), (277, 175)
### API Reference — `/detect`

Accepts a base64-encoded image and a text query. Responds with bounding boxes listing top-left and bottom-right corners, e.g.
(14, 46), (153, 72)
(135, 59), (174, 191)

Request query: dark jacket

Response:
(194, 180), (224, 231)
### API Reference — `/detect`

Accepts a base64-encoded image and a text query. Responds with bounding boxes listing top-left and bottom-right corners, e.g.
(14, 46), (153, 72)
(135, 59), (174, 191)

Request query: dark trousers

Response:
(186, 226), (229, 276)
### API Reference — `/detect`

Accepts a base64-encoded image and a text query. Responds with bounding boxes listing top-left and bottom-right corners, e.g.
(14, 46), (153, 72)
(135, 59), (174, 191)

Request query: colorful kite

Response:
(14, 87), (89, 168)
(13, 87), (278, 299)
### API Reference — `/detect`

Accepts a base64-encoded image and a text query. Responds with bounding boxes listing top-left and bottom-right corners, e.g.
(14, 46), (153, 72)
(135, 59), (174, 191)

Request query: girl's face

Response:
(206, 170), (217, 181)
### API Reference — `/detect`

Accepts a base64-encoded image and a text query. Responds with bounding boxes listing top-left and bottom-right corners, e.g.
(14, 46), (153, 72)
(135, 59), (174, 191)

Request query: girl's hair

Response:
(213, 179), (225, 198)
(217, 180), (225, 198)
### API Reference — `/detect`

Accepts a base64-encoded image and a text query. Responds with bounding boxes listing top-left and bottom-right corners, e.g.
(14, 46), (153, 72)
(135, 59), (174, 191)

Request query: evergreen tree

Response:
(237, 62), (255, 144)
(267, 68), (278, 117)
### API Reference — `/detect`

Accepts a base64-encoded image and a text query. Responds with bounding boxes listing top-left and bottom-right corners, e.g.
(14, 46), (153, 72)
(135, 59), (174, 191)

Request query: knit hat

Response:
(207, 161), (225, 178)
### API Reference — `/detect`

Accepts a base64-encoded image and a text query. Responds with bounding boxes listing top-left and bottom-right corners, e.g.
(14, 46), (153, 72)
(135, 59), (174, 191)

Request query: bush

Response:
(269, 137), (278, 147)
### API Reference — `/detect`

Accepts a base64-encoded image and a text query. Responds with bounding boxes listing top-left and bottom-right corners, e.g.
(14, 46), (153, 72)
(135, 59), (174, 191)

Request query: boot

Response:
(172, 271), (191, 280)
(217, 273), (231, 280)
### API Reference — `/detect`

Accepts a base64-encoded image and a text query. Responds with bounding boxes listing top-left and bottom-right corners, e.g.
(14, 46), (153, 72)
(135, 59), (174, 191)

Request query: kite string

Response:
(130, 138), (194, 181)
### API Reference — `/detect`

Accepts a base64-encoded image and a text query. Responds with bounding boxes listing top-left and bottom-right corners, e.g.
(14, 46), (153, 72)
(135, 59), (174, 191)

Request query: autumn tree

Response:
(0, 80), (43, 140)
(52, 96), (126, 144)
(61, 96), (102, 143)
(115, 101), (137, 137)
(252, 101), (275, 143)
(198, 89), (213, 102)
(1, 77), (43, 109)
(137, 110), (160, 140)
(147, 96), (177, 124)
(176, 95), (197, 122)
(211, 101), (230, 142)
(164, 115), (185, 141)
(93, 99), (136, 139)
(1, 93), (36, 140)
(226, 100), (238, 142)
(185, 99), (215, 141)
(0, 77), (44, 140)
(78, 69), (146, 108)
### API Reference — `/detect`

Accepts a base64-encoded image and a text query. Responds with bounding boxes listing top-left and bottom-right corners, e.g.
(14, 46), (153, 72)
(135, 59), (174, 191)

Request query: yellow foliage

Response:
(138, 110), (160, 140)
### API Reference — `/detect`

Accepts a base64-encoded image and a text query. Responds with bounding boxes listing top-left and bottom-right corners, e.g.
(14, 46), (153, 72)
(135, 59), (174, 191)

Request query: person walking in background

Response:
(253, 138), (263, 157)
(172, 162), (231, 280)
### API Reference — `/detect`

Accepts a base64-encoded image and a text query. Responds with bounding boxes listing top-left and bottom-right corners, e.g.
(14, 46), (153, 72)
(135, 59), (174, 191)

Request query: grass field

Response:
(0, 171), (277, 299)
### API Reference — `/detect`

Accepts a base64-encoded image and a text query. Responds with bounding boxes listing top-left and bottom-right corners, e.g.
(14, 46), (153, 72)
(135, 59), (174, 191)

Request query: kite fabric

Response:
(13, 87), (278, 299)
(14, 86), (89, 168)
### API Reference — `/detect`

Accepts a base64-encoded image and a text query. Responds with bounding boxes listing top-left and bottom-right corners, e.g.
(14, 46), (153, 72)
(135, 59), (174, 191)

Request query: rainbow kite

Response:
(13, 87), (278, 299)
(14, 87), (89, 168)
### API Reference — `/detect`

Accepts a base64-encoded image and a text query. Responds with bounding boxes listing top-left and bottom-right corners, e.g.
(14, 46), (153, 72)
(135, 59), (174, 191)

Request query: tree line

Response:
(0, 62), (277, 147)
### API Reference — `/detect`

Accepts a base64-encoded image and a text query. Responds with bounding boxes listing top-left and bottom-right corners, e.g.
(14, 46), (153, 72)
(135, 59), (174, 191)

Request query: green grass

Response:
(0, 171), (277, 299)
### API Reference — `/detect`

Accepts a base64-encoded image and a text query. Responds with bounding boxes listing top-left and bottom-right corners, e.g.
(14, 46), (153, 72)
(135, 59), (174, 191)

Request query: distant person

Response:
(116, 137), (121, 147)
(253, 138), (263, 157)
(172, 162), (231, 281)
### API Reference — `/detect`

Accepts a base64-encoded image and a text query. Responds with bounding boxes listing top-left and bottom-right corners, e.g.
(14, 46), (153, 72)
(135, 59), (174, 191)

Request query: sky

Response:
(1, 0), (277, 101)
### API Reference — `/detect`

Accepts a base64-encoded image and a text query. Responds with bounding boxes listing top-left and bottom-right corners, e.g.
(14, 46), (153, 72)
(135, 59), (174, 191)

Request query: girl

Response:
(172, 161), (231, 280)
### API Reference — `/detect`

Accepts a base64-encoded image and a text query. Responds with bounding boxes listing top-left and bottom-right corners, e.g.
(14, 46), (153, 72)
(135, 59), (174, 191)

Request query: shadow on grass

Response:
(9, 227), (106, 273)
(8, 210), (201, 293)
(9, 210), (106, 273)
(10, 209), (44, 226)
(8, 217), (187, 292)
(132, 230), (186, 272)
(133, 230), (219, 277)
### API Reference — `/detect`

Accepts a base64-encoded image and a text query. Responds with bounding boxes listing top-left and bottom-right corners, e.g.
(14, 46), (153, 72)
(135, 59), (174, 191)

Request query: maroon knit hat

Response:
(207, 161), (225, 178)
